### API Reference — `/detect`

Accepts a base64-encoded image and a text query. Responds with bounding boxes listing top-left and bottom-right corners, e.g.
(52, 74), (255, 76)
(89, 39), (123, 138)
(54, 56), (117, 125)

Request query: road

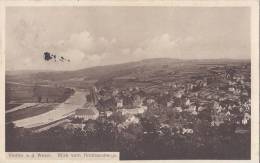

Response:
(6, 103), (39, 114)
(14, 90), (87, 128)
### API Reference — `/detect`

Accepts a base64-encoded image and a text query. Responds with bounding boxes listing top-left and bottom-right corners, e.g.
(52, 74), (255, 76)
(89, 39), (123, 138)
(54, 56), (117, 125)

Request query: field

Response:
(6, 103), (59, 123)
(5, 81), (75, 125)
(6, 82), (74, 106)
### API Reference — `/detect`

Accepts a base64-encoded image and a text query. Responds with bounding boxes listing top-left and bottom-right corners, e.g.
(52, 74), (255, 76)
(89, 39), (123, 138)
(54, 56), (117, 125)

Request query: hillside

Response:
(6, 58), (250, 88)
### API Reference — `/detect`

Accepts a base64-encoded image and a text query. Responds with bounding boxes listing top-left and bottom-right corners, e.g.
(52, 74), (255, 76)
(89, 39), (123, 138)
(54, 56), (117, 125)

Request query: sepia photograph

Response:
(2, 1), (259, 161)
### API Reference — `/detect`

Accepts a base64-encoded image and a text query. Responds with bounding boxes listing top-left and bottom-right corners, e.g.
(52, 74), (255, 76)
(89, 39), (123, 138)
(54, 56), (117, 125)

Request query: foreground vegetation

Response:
(6, 117), (250, 160)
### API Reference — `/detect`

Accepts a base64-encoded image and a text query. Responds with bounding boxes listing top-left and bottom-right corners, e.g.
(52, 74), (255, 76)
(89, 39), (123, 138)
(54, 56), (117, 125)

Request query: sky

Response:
(6, 7), (250, 71)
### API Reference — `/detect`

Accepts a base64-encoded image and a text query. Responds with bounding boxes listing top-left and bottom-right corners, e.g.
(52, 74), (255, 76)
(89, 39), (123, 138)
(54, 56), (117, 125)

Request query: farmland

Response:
(5, 81), (75, 124)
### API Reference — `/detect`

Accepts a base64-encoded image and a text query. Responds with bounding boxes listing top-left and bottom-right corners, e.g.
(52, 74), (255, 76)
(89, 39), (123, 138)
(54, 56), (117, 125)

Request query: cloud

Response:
(48, 31), (118, 68)
(55, 30), (116, 57)
(66, 31), (94, 52)
(5, 27), (212, 70)
(132, 33), (181, 59)
(6, 25), (193, 70)
(44, 30), (119, 69)
(62, 49), (85, 62)
(54, 32), (182, 67)
(94, 33), (186, 66)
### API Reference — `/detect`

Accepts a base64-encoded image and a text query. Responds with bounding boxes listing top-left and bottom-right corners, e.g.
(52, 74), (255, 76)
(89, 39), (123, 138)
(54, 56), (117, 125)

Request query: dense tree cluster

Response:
(6, 116), (250, 160)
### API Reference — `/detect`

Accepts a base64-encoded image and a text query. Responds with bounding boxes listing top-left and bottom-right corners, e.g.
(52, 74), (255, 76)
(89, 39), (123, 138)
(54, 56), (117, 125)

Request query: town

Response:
(70, 61), (251, 137)
(6, 59), (251, 160)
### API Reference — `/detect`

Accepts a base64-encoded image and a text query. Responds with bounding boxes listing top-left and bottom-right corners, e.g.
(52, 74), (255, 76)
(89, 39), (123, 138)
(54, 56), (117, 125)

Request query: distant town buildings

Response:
(68, 63), (250, 141)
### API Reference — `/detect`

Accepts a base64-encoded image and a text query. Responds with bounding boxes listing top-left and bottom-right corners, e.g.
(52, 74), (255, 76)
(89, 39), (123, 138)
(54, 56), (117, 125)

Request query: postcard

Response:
(0, 0), (259, 162)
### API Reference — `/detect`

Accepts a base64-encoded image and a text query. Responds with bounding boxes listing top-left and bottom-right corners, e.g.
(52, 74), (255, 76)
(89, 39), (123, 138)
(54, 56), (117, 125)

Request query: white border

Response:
(0, 1), (259, 163)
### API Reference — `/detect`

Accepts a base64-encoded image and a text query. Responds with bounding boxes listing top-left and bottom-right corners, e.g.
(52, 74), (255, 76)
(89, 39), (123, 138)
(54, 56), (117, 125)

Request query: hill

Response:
(6, 58), (250, 88)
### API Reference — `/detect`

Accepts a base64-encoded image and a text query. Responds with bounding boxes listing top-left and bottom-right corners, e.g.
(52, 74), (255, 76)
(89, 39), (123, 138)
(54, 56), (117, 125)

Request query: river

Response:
(14, 90), (87, 128)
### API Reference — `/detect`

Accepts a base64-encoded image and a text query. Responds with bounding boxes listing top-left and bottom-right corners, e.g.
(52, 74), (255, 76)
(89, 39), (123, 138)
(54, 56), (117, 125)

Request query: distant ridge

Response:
(6, 58), (250, 84)
(6, 58), (250, 74)
(6, 57), (250, 73)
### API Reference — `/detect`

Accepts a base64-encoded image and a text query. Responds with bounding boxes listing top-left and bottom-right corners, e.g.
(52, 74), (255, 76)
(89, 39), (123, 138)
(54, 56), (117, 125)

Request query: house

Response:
(186, 105), (196, 112)
(167, 100), (174, 107)
(213, 101), (224, 113)
(234, 88), (241, 95)
(173, 107), (183, 112)
(185, 98), (191, 106)
(174, 91), (184, 98)
(116, 99), (123, 108)
(160, 123), (170, 129)
(117, 123), (126, 132)
(242, 91), (249, 96)
(147, 98), (155, 104)
(228, 87), (235, 92)
(242, 112), (251, 125)
(182, 128), (193, 134)
(202, 81), (207, 87)
(128, 87), (134, 91)
(225, 111), (231, 116)
(229, 81), (236, 85)
(117, 115), (140, 132)
(198, 106), (206, 112)
(119, 105), (148, 115)
(124, 115), (139, 125)
(187, 83), (194, 90)
(112, 89), (119, 96)
(186, 105), (198, 115)
(105, 111), (113, 117)
(133, 95), (142, 107)
(74, 107), (99, 121)
(211, 112), (225, 126)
